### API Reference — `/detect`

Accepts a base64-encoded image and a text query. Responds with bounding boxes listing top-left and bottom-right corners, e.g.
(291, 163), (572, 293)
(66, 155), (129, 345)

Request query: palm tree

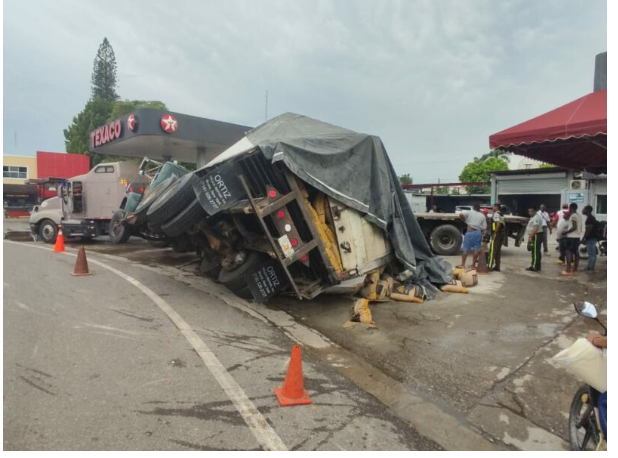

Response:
(474, 149), (510, 163)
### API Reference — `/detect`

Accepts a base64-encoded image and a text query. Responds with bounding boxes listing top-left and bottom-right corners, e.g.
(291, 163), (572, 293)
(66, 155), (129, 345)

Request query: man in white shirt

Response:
(561, 203), (582, 276)
(538, 204), (551, 254)
(458, 204), (487, 269)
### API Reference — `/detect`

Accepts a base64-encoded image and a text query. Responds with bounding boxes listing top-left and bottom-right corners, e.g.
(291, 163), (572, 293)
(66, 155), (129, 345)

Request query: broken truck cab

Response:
(187, 113), (453, 303)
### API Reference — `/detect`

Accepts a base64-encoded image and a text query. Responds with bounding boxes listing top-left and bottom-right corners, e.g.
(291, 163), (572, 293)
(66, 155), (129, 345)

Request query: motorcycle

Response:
(567, 301), (607, 451)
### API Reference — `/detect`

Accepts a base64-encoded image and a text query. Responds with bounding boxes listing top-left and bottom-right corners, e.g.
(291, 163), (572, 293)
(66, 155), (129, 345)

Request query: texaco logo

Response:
(128, 114), (137, 131)
(161, 114), (178, 134)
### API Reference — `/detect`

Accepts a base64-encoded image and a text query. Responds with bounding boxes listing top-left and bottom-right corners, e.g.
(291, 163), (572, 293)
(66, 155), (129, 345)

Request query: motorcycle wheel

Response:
(568, 385), (601, 451)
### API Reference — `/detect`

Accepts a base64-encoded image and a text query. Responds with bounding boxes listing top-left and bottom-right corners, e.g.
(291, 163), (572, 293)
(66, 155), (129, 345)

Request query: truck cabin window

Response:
(94, 165), (115, 173)
(72, 181), (84, 213)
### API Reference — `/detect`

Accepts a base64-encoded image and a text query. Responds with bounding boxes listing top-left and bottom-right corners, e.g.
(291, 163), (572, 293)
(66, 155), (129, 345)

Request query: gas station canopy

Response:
(89, 109), (251, 166)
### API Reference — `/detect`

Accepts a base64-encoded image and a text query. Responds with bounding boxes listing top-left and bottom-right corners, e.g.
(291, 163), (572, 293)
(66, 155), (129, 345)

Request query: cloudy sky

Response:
(3, 0), (606, 182)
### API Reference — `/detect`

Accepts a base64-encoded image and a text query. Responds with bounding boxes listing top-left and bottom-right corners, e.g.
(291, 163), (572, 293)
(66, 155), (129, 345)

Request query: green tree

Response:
(459, 157), (509, 194)
(399, 173), (413, 185)
(539, 163), (555, 169)
(91, 38), (119, 101)
(473, 149), (510, 163)
(435, 186), (449, 195)
(64, 99), (169, 166)
(108, 100), (167, 119)
(64, 98), (114, 156)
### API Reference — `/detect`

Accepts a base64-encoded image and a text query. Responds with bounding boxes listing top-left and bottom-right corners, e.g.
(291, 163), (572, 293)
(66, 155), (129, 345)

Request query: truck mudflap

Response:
(242, 258), (289, 303)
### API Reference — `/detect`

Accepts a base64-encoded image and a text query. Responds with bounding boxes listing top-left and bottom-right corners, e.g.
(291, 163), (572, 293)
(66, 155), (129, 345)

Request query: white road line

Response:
(4, 241), (288, 451)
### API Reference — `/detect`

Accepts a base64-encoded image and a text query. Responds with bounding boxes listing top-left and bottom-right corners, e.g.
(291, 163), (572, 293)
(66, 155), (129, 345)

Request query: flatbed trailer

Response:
(415, 212), (528, 256)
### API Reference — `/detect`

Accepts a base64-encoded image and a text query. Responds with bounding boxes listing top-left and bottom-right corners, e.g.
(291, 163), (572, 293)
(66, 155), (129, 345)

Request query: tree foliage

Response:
(459, 157), (509, 194)
(64, 37), (169, 166)
(399, 173), (412, 185)
(64, 98), (114, 156)
(109, 100), (167, 120)
(64, 100), (168, 166)
(473, 149), (510, 163)
(91, 38), (119, 101)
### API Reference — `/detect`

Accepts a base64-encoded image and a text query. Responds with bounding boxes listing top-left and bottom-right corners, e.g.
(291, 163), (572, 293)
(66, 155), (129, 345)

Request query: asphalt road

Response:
(2, 241), (439, 451)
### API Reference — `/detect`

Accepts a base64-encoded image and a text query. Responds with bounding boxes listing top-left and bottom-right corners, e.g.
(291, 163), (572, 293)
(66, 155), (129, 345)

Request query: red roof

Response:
(489, 90), (607, 171)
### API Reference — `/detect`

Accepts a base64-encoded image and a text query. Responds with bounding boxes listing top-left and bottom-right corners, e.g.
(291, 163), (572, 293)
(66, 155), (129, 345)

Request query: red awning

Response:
(489, 90), (607, 171)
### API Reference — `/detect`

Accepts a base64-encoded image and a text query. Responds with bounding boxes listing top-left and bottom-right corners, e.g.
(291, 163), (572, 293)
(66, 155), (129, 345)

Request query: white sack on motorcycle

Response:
(552, 338), (607, 392)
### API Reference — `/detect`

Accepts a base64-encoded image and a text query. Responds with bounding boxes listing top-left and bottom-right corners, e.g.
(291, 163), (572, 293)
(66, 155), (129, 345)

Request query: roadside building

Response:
(491, 168), (607, 220)
(3, 151), (90, 216)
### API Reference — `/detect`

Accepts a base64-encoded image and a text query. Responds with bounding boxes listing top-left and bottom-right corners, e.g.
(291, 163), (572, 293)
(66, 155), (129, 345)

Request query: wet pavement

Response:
(3, 236), (606, 450)
(3, 240), (438, 451)
(272, 241), (607, 450)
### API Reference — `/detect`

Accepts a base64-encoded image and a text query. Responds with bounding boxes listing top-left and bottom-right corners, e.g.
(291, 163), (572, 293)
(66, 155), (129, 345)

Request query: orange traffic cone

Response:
(71, 246), (91, 276)
(274, 345), (312, 407)
(53, 227), (65, 253)
(477, 241), (489, 275)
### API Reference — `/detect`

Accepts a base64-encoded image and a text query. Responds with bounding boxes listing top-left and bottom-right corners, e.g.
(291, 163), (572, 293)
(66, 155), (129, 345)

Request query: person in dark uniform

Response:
(489, 203), (505, 272)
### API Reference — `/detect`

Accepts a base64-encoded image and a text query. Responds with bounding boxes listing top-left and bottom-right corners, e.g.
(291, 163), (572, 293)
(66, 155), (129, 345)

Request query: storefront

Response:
(491, 168), (607, 220)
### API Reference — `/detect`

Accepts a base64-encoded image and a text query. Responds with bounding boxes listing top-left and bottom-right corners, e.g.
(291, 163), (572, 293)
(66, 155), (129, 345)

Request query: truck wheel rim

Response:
(111, 219), (123, 236)
(42, 225), (55, 240)
(439, 234), (456, 249)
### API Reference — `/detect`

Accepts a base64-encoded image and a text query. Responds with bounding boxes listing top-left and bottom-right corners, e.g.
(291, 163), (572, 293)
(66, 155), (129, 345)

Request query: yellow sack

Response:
(458, 270), (478, 287)
(441, 280), (468, 294)
(350, 298), (374, 325)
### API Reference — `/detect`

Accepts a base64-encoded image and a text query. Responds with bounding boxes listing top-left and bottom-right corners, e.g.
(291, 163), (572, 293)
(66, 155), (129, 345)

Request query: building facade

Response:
(491, 168), (607, 220)
(3, 151), (90, 215)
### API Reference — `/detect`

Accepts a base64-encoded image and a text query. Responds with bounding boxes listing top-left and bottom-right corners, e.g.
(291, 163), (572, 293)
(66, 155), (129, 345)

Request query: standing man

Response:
(526, 207), (543, 271)
(538, 204), (552, 255)
(561, 203), (582, 276)
(489, 203), (505, 272)
(582, 205), (599, 271)
(458, 204), (487, 269)
(556, 210), (571, 264)
(553, 203), (569, 257)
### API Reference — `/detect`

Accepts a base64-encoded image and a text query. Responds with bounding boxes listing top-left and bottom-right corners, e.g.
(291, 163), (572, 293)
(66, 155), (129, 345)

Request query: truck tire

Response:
(38, 219), (58, 244)
(430, 224), (463, 256)
(161, 199), (206, 237)
(146, 172), (199, 225)
(218, 251), (268, 297)
(199, 257), (222, 279)
(109, 210), (132, 244)
(133, 177), (177, 222)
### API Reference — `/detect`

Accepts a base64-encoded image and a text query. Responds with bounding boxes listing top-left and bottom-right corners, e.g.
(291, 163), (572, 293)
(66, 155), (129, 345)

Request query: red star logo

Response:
(128, 114), (137, 131)
(161, 114), (178, 134)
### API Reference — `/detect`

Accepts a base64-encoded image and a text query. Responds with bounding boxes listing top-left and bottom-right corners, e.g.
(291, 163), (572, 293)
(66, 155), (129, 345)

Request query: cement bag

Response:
(350, 298), (374, 325)
(452, 268), (467, 278)
(391, 282), (425, 303)
(458, 270), (478, 287)
(441, 279), (468, 294)
(552, 338), (607, 392)
(359, 269), (381, 300)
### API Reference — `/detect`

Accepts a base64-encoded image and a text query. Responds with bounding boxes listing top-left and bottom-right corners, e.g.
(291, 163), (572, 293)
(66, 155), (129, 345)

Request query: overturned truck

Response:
(137, 113), (453, 302)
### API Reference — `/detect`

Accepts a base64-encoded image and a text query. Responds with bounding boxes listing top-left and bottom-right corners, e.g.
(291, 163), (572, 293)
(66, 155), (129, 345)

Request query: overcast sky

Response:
(3, 0), (606, 182)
